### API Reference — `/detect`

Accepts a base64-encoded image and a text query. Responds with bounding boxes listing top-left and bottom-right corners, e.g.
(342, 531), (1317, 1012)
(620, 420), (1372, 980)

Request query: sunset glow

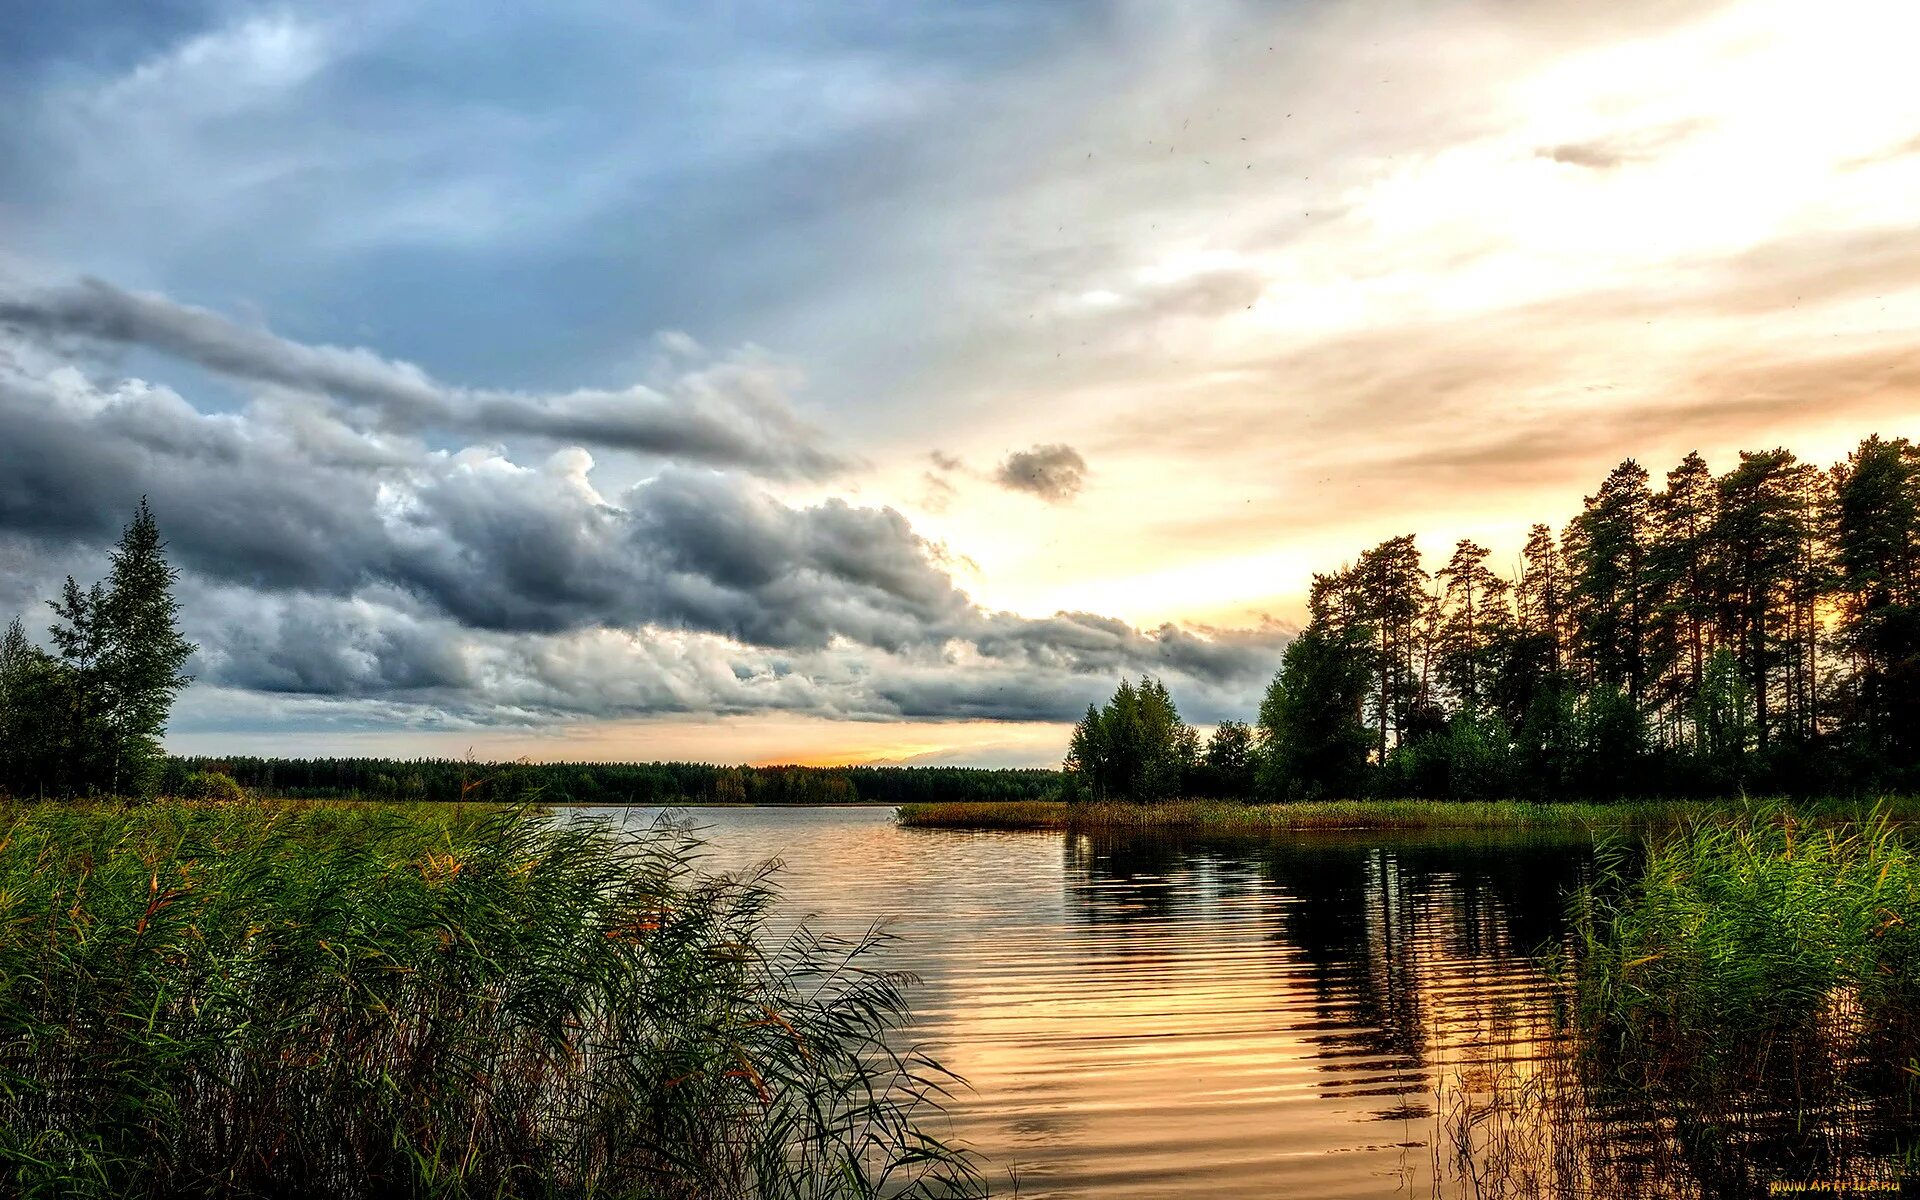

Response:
(4, 0), (1918, 764)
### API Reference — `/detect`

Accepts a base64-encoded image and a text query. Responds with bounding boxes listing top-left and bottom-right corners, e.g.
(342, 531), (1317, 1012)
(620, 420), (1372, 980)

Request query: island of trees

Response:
(1068, 435), (1920, 803)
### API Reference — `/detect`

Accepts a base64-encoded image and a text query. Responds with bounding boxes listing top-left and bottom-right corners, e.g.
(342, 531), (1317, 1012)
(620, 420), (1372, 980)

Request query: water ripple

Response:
(576, 806), (1591, 1199)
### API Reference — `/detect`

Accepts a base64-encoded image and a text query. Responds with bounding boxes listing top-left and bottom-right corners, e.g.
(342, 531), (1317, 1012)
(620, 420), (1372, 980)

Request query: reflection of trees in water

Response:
(1061, 831), (1263, 919)
(1064, 831), (1592, 1113)
(1261, 837), (1590, 1106)
(1063, 831), (1914, 1194)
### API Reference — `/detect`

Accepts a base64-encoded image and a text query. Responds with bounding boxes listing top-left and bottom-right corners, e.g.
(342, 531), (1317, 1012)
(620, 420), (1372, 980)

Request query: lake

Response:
(574, 805), (1595, 1198)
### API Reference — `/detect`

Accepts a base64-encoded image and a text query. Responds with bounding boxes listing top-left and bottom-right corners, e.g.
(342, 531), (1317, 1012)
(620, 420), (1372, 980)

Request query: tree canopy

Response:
(1066, 434), (1920, 804)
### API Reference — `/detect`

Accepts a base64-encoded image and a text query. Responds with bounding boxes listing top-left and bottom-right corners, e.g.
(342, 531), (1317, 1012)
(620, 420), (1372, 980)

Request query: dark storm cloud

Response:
(186, 587), (476, 696)
(0, 361), (947, 646)
(169, 583), (1282, 728)
(0, 344), (1284, 724)
(0, 279), (844, 479)
(994, 443), (1087, 503)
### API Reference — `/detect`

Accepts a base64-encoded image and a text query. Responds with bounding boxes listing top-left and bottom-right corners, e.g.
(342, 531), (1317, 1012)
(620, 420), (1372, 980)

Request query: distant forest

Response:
(1071, 435), (1920, 802)
(168, 756), (1062, 807)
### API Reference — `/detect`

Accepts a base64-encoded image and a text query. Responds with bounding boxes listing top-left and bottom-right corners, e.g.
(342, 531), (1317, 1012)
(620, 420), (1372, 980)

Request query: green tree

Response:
(96, 500), (197, 795)
(1566, 459), (1655, 704)
(0, 619), (77, 797)
(1346, 535), (1430, 761)
(1515, 523), (1567, 674)
(1064, 676), (1196, 802)
(1197, 720), (1256, 799)
(1571, 685), (1650, 801)
(1494, 523), (1574, 738)
(1255, 626), (1372, 800)
(1830, 435), (1920, 759)
(1648, 451), (1719, 731)
(1434, 538), (1512, 712)
(1712, 450), (1818, 749)
(18, 502), (196, 798)
(1689, 647), (1754, 793)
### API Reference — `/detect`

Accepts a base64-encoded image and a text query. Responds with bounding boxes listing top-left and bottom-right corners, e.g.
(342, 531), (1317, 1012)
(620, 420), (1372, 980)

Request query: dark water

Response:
(574, 805), (1593, 1198)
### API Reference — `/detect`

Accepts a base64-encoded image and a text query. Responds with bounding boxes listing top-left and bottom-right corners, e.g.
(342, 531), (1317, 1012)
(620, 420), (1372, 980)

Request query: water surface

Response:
(577, 805), (1592, 1198)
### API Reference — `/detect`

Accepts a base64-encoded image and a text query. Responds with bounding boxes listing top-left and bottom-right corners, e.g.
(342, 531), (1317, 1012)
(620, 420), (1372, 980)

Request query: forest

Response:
(171, 755), (1062, 807)
(1068, 435), (1920, 803)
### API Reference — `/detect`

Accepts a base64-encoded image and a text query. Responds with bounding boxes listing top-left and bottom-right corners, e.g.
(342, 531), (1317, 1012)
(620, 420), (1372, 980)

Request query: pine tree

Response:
(1831, 436), (1920, 756)
(97, 500), (197, 795)
(1648, 452), (1719, 733)
(1515, 523), (1567, 673)
(1712, 450), (1811, 750)
(1566, 460), (1654, 703)
(38, 502), (196, 797)
(1345, 535), (1430, 761)
(1435, 538), (1511, 712)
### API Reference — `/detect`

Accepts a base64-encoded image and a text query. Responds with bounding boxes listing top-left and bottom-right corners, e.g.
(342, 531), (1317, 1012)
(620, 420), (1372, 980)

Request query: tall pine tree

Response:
(14, 502), (196, 797)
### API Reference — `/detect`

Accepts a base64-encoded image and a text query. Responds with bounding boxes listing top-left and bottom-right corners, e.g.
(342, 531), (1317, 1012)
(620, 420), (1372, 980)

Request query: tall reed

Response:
(1425, 807), (1920, 1198)
(1568, 808), (1920, 1190)
(0, 800), (983, 1199)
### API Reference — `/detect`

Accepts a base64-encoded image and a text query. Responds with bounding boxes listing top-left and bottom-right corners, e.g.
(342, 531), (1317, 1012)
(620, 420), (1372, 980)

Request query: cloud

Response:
(1537, 121), (1704, 170)
(177, 592), (1280, 727)
(0, 333), (1283, 728)
(918, 470), (956, 513)
(0, 279), (845, 479)
(1842, 130), (1920, 169)
(994, 443), (1087, 503)
(18, 0), (1918, 748)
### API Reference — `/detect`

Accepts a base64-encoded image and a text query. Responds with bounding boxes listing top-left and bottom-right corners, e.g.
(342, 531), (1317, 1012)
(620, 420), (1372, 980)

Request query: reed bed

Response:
(897, 797), (1718, 833)
(1568, 808), (1920, 1192)
(898, 796), (1920, 835)
(0, 799), (984, 1200)
(1431, 807), (1920, 1198)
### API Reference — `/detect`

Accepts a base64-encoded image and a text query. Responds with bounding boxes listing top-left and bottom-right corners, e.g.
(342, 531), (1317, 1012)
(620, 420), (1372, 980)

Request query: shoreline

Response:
(893, 797), (1920, 833)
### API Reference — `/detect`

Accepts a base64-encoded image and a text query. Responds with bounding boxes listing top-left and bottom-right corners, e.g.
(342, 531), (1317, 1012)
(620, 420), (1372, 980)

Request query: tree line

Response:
(1069, 435), (1920, 802)
(179, 756), (1062, 806)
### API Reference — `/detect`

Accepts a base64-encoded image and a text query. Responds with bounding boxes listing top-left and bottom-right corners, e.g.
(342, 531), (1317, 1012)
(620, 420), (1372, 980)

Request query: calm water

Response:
(572, 805), (1593, 1198)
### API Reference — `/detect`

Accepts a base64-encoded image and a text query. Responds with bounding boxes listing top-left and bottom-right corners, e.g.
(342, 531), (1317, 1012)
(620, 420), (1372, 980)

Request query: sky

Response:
(2, 0), (1918, 766)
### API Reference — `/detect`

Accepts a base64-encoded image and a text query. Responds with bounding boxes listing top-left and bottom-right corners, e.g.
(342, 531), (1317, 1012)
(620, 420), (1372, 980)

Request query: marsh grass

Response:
(898, 796), (1920, 836)
(1568, 808), (1920, 1193)
(899, 797), (1740, 833)
(1433, 806), (1920, 1198)
(0, 799), (985, 1199)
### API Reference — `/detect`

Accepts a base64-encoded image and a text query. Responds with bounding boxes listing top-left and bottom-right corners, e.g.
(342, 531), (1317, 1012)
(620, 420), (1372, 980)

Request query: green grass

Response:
(0, 798), (984, 1200)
